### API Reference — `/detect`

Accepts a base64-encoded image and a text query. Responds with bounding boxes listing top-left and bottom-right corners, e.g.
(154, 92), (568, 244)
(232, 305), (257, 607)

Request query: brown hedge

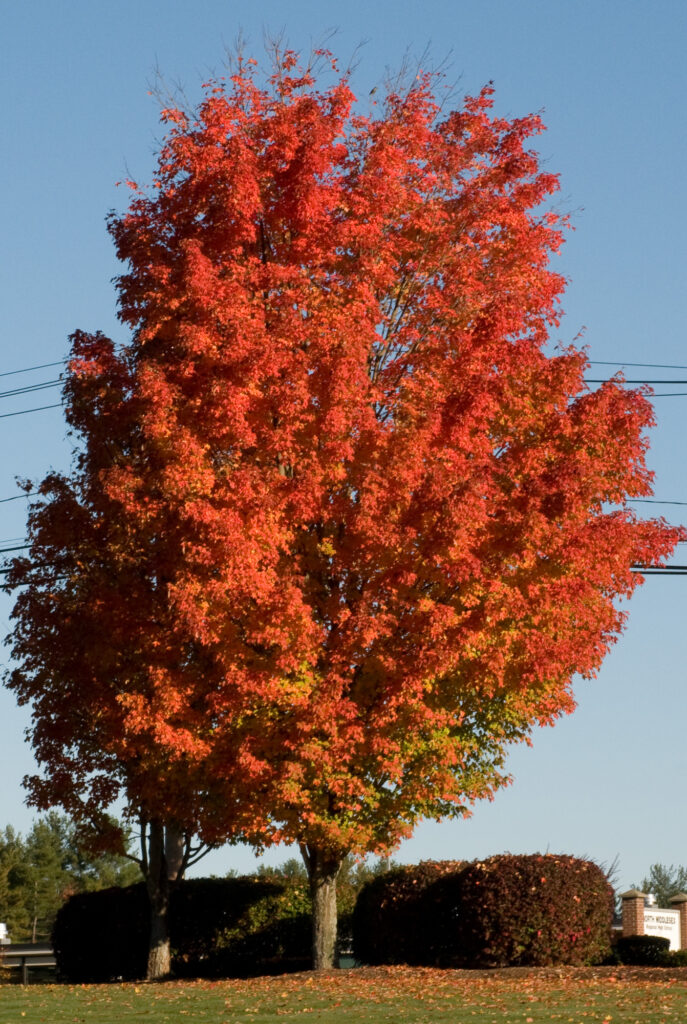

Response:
(352, 860), (463, 965)
(354, 854), (613, 967)
(444, 854), (614, 966)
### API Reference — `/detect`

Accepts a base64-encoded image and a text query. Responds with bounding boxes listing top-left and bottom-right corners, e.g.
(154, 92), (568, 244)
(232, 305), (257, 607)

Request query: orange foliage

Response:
(5, 51), (681, 868)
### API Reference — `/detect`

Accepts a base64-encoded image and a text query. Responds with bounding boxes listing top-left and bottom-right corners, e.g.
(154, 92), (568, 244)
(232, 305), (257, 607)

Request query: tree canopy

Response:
(4, 49), (681, 970)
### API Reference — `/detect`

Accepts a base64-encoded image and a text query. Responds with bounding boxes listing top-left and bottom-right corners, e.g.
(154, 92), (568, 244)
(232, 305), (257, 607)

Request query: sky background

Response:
(1, 0), (685, 894)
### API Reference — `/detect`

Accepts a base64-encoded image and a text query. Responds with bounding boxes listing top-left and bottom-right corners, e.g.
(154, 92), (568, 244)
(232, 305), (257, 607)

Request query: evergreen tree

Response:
(0, 827), (30, 941)
(0, 813), (141, 942)
(634, 864), (687, 908)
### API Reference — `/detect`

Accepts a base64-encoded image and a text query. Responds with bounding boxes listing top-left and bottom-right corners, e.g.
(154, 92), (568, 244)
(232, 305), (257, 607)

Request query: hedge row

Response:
(53, 876), (312, 982)
(54, 854), (619, 979)
(353, 854), (614, 967)
(613, 935), (687, 967)
(352, 860), (463, 965)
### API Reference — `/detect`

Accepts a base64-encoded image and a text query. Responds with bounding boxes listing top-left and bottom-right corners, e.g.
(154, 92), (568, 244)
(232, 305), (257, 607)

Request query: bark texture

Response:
(165, 822), (185, 881)
(302, 845), (343, 970)
(146, 819), (171, 980)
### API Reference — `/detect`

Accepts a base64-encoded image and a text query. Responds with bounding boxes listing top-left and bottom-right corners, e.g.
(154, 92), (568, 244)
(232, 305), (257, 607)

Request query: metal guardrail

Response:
(1, 943), (56, 985)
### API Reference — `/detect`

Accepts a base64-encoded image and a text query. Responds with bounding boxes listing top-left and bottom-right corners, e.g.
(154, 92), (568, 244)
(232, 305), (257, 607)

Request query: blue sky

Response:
(1, 0), (685, 891)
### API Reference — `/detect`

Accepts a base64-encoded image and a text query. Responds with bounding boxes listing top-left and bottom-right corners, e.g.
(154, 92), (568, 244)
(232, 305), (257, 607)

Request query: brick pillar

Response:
(669, 893), (687, 950)
(621, 890), (646, 937)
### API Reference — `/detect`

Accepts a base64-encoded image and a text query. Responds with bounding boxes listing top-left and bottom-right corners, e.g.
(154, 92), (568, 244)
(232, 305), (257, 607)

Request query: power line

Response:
(0, 404), (62, 420)
(0, 493), (38, 504)
(584, 385), (687, 397)
(0, 380), (61, 400)
(584, 379), (687, 396)
(0, 357), (683, 380)
(589, 361), (687, 370)
(633, 564), (687, 569)
(0, 344), (127, 381)
(628, 499), (687, 506)
(1, 493), (685, 508)
(3, 548), (685, 566)
(0, 359), (67, 379)
(585, 379), (687, 384)
(631, 569), (687, 575)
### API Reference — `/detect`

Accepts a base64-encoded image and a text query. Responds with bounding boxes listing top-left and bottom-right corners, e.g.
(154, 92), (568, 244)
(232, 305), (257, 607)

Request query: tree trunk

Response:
(301, 845), (343, 971)
(146, 819), (171, 980)
(164, 823), (185, 881)
(31, 881), (38, 943)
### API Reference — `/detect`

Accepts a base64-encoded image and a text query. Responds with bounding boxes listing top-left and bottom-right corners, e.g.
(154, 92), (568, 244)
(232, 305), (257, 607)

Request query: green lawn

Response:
(1, 966), (686, 1023)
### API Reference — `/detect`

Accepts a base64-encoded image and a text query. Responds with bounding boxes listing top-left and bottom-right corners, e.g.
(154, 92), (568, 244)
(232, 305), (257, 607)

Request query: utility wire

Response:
(5, 386), (687, 422)
(628, 499), (687, 506)
(585, 379), (687, 384)
(2, 494), (686, 508)
(3, 548), (686, 565)
(0, 357), (683, 381)
(0, 404), (62, 419)
(633, 564), (687, 569)
(589, 361), (687, 370)
(631, 569), (687, 575)
(0, 380), (61, 400)
(0, 493), (38, 504)
(0, 344), (127, 380)
(0, 359), (67, 378)
(584, 379), (687, 396)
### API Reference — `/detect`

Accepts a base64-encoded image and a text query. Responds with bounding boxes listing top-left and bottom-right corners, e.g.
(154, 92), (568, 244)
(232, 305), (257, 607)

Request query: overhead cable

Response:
(0, 404), (62, 419)
(0, 380), (61, 400)
(0, 359), (67, 378)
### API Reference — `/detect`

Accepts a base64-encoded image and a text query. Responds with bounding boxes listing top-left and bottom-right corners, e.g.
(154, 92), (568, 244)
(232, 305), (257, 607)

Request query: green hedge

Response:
(353, 855), (614, 967)
(615, 934), (671, 966)
(53, 876), (312, 982)
(52, 884), (148, 982)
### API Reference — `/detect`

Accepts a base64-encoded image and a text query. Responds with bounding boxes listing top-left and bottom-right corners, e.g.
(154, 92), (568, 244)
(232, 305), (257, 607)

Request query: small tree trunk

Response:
(301, 845), (343, 971)
(164, 823), (185, 882)
(31, 881), (38, 943)
(146, 819), (171, 980)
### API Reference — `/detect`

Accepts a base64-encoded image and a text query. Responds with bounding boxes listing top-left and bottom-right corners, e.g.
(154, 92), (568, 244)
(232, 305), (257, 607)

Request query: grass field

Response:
(1, 966), (686, 1023)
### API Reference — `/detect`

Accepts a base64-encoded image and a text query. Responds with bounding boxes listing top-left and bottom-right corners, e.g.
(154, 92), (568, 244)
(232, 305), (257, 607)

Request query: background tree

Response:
(633, 864), (687, 907)
(5, 48), (682, 971)
(0, 827), (29, 942)
(0, 813), (140, 942)
(5, 327), (285, 975)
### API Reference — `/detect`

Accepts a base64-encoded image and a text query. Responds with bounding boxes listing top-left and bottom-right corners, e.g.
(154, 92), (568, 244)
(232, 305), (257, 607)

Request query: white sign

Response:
(644, 908), (681, 951)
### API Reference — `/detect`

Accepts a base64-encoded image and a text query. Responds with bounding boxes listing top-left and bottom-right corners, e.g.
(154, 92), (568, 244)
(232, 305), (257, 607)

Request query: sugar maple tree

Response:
(5, 336), (281, 978)
(5, 50), (680, 972)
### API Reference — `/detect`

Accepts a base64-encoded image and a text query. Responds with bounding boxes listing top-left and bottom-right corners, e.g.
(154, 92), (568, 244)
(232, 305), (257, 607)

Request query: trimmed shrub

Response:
(53, 875), (312, 982)
(172, 876), (311, 978)
(353, 854), (613, 968)
(616, 934), (671, 966)
(52, 883), (149, 982)
(352, 860), (463, 965)
(441, 854), (614, 967)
